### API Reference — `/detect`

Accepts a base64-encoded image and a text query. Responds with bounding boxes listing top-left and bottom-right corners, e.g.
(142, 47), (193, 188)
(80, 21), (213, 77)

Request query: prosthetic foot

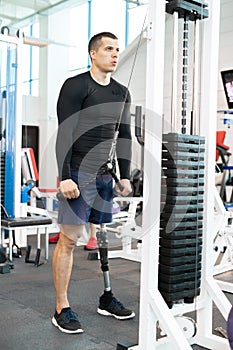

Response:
(96, 224), (135, 320)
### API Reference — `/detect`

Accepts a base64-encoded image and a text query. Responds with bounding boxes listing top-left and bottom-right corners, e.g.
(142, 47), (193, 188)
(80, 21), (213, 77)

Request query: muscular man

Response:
(52, 32), (135, 334)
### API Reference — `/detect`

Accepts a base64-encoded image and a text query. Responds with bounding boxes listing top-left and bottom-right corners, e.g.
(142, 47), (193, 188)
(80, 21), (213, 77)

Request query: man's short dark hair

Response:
(88, 32), (118, 54)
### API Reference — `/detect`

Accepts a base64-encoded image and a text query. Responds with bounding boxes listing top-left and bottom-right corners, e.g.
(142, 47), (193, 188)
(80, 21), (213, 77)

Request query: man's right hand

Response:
(59, 179), (80, 199)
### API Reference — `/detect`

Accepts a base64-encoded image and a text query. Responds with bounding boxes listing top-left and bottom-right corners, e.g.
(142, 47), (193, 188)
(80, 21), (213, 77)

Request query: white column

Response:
(137, 0), (165, 348)
(197, 0), (232, 339)
(38, 10), (70, 189)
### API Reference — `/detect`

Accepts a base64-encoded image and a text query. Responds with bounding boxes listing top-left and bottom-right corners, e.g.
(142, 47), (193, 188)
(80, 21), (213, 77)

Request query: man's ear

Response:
(89, 49), (96, 60)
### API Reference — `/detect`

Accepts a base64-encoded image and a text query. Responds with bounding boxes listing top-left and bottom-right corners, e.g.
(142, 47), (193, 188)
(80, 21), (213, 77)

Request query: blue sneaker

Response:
(52, 307), (84, 334)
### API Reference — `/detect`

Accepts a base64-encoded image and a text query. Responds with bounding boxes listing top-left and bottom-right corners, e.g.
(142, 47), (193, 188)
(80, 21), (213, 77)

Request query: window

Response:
(127, 3), (148, 45)
(21, 23), (39, 96)
(69, 3), (89, 74)
(91, 0), (126, 49)
(19, 1), (148, 92)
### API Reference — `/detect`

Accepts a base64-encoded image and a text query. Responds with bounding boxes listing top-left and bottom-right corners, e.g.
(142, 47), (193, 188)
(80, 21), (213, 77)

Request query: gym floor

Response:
(0, 233), (232, 350)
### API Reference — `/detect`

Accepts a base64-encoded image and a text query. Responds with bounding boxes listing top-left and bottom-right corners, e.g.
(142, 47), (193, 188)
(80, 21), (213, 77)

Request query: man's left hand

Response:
(116, 179), (132, 196)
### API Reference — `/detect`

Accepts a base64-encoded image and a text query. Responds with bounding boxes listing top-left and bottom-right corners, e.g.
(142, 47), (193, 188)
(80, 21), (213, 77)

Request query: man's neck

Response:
(90, 68), (111, 86)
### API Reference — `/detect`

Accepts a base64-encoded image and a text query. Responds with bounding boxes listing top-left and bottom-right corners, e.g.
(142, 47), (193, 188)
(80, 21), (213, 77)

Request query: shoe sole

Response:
(97, 308), (135, 320)
(84, 246), (97, 250)
(52, 317), (84, 334)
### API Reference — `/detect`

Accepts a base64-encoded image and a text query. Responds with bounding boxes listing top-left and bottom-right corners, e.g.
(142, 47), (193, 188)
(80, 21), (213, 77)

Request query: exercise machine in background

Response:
(0, 32), (54, 268)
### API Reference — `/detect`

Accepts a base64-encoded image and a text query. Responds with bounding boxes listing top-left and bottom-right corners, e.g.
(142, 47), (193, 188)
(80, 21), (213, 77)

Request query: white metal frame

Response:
(105, 196), (143, 262)
(213, 186), (233, 293)
(130, 1), (232, 349)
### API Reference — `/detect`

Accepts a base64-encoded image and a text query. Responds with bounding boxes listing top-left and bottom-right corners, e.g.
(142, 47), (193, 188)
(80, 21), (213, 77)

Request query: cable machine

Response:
(0, 31), (53, 268)
(0, 32), (23, 270)
(0, 33), (22, 224)
(117, 0), (232, 349)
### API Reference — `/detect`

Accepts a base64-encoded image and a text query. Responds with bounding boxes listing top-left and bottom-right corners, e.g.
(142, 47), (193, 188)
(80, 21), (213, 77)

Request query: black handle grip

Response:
(110, 171), (124, 192)
(105, 162), (124, 192)
(135, 105), (144, 146)
(116, 179), (124, 192)
(56, 191), (66, 201)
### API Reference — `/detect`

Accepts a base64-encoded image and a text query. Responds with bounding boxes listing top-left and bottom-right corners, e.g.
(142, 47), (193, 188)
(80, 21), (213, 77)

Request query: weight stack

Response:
(159, 133), (205, 308)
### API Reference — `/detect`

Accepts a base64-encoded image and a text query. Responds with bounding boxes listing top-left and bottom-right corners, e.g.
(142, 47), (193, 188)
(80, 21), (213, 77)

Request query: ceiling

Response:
(0, 0), (147, 30)
(0, 0), (148, 29)
(0, 0), (88, 29)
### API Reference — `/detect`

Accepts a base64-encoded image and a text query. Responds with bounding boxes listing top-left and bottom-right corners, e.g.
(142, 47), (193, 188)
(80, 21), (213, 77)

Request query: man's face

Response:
(90, 37), (120, 73)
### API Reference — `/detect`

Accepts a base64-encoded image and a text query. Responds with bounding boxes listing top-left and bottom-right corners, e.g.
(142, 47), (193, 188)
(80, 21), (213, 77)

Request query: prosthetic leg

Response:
(97, 224), (111, 291)
(96, 223), (135, 320)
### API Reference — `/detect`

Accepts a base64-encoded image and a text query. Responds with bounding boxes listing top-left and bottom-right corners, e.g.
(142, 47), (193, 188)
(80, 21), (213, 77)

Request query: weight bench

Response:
(1, 215), (53, 266)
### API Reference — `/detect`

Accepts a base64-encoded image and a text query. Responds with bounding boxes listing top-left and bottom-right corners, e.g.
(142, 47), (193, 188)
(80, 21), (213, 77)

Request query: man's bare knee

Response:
(60, 224), (85, 243)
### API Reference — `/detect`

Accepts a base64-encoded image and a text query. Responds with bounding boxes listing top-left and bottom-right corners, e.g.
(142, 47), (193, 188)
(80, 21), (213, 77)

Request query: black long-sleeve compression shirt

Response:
(56, 71), (132, 181)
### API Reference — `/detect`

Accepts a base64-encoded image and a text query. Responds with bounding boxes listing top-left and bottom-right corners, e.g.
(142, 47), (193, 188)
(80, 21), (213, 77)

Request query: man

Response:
(52, 32), (135, 334)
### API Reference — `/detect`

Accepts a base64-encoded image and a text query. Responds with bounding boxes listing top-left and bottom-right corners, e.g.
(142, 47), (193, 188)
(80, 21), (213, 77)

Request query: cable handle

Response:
(56, 163), (124, 201)
(105, 162), (124, 192)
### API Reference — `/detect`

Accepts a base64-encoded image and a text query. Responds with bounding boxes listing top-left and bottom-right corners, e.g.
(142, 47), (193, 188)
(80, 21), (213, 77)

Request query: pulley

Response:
(176, 316), (197, 338)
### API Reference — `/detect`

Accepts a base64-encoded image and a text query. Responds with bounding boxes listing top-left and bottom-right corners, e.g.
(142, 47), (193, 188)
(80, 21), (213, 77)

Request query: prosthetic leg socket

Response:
(97, 224), (111, 291)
